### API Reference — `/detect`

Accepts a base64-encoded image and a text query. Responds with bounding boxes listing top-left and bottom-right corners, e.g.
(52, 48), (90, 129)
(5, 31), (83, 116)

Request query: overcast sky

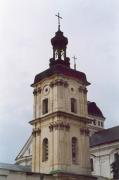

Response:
(0, 0), (119, 163)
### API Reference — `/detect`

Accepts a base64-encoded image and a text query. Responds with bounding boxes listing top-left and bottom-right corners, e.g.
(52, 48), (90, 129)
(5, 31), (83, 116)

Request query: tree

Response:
(111, 153), (119, 179)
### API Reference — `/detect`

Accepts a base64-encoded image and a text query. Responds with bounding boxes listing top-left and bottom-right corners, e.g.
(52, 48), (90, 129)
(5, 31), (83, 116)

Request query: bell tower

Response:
(30, 15), (93, 178)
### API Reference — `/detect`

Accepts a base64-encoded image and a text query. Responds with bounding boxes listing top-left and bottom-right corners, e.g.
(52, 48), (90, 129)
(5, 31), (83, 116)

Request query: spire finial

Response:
(55, 12), (62, 31)
(72, 56), (77, 70)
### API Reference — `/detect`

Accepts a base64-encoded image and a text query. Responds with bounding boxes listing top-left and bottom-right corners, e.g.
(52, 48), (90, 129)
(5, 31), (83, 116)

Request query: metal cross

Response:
(55, 12), (62, 30)
(72, 56), (77, 70)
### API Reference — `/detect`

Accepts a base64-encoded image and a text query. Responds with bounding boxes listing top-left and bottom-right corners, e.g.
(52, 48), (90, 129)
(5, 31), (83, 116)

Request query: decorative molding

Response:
(80, 128), (90, 136)
(43, 85), (50, 95)
(33, 87), (41, 96)
(79, 86), (88, 94)
(50, 79), (68, 88)
(32, 128), (41, 137)
(29, 111), (92, 125)
(49, 122), (70, 132)
(37, 87), (42, 94)
(33, 89), (37, 96)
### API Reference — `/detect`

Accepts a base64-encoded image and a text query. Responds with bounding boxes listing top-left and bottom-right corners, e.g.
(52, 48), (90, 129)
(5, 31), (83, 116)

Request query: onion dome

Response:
(51, 30), (68, 49)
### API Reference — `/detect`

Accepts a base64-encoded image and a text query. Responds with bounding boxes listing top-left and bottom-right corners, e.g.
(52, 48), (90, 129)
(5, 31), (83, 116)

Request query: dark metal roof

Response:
(90, 126), (119, 147)
(51, 30), (68, 48)
(32, 64), (90, 86)
(88, 101), (104, 118)
(0, 163), (31, 172)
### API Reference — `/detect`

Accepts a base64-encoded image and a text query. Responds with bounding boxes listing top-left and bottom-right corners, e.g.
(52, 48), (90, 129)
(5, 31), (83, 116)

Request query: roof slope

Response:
(0, 163), (31, 172)
(32, 64), (90, 86)
(15, 135), (32, 160)
(88, 101), (104, 118)
(90, 126), (119, 147)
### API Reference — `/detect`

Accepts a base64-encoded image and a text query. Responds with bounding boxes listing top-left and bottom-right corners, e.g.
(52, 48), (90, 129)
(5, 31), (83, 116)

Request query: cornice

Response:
(16, 155), (32, 163)
(29, 111), (92, 125)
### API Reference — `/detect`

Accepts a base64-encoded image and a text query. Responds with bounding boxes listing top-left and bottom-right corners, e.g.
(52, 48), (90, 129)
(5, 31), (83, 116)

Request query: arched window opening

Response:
(90, 158), (94, 171)
(114, 152), (118, 161)
(72, 137), (78, 163)
(71, 98), (77, 113)
(101, 122), (103, 127)
(42, 138), (48, 162)
(42, 98), (48, 114)
(93, 120), (96, 125)
(98, 121), (100, 126)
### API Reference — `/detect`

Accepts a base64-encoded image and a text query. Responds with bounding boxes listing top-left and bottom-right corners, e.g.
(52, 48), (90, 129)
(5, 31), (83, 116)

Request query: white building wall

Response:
(91, 141), (119, 179)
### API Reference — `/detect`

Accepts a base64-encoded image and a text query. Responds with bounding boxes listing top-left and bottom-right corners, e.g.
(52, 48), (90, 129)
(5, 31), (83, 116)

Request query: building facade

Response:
(15, 25), (108, 180)
(90, 126), (119, 179)
(29, 25), (95, 179)
(1, 18), (115, 180)
(15, 102), (105, 167)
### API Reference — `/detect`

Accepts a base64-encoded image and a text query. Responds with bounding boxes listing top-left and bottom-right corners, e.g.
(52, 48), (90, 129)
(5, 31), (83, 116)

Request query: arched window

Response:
(98, 121), (100, 126)
(71, 98), (77, 113)
(114, 152), (118, 161)
(42, 98), (48, 114)
(101, 121), (103, 127)
(90, 158), (94, 171)
(42, 138), (48, 162)
(72, 137), (78, 163)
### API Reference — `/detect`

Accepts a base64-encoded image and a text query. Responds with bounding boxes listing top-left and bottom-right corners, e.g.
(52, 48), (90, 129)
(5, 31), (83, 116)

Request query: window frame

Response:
(71, 98), (77, 113)
(90, 158), (94, 171)
(72, 137), (78, 163)
(42, 138), (48, 162)
(42, 98), (48, 114)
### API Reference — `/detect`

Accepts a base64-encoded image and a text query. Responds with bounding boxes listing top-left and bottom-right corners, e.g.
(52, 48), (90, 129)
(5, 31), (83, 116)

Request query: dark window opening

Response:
(43, 98), (48, 114)
(101, 122), (103, 127)
(93, 120), (96, 125)
(71, 98), (77, 113)
(98, 121), (100, 126)
(114, 153), (118, 161)
(90, 158), (94, 171)
(72, 137), (78, 163)
(42, 138), (48, 162)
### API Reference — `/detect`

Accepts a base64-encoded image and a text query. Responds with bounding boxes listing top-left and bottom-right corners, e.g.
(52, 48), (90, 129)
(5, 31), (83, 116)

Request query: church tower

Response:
(30, 15), (92, 177)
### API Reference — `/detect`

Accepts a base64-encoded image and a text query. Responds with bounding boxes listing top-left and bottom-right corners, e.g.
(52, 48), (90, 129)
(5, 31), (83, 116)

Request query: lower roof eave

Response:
(90, 139), (119, 148)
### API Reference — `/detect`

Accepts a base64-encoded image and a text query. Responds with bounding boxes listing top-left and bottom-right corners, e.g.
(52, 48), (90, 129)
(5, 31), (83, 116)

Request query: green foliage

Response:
(111, 153), (119, 179)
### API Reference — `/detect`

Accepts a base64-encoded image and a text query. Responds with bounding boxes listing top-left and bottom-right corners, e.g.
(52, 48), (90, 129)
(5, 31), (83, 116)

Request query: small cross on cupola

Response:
(49, 13), (70, 68)
(72, 56), (77, 70)
(55, 12), (62, 31)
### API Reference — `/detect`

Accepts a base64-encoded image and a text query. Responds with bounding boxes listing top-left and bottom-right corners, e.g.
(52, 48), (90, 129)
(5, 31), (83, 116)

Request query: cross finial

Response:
(55, 12), (62, 31)
(72, 56), (77, 70)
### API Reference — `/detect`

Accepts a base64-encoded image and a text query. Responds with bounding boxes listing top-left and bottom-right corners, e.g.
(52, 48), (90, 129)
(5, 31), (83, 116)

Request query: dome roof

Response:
(32, 64), (90, 86)
(88, 101), (105, 118)
(51, 30), (68, 49)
